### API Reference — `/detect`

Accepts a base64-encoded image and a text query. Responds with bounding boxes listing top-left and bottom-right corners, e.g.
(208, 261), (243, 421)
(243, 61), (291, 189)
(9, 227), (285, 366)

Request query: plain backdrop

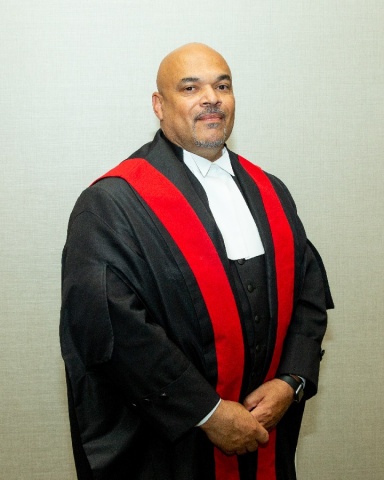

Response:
(1, 1), (383, 479)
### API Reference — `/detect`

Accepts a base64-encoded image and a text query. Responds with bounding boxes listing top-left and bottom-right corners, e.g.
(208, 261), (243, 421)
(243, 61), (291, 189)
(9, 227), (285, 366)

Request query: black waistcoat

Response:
(229, 254), (271, 399)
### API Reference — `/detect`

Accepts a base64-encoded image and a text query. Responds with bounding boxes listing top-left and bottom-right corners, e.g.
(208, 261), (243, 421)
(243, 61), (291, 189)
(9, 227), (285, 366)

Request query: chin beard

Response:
(193, 124), (227, 148)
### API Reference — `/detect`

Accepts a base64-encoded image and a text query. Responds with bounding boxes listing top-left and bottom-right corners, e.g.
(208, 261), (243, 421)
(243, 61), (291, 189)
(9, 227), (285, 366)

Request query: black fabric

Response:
(229, 255), (271, 400)
(66, 368), (93, 480)
(306, 239), (334, 310)
(60, 130), (332, 479)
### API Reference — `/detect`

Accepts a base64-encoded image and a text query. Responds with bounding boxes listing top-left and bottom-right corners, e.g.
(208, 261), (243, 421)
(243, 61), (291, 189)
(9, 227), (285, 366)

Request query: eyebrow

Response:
(180, 77), (200, 84)
(217, 74), (231, 82)
(179, 74), (232, 84)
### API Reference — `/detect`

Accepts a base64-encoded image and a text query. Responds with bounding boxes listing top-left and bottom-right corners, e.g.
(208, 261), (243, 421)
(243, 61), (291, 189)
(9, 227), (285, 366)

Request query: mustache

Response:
(194, 107), (226, 121)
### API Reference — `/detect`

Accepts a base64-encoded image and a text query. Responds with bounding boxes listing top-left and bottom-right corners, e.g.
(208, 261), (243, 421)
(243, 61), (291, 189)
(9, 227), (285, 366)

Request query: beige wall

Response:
(1, 1), (383, 479)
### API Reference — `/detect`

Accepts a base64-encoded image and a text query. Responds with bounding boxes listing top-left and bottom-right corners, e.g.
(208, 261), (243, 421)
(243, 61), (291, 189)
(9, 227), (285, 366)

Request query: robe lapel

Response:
(229, 150), (279, 380)
(145, 132), (233, 274)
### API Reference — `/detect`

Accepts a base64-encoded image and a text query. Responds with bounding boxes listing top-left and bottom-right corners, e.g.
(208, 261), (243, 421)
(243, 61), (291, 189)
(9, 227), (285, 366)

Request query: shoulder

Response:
(263, 171), (297, 211)
(68, 131), (172, 229)
(67, 175), (143, 239)
(228, 149), (297, 211)
(71, 176), (132, 216)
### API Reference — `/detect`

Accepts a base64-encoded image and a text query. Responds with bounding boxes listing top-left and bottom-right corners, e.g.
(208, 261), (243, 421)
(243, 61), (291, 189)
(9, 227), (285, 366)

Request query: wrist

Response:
(277, 374), (305, 403)
(196, 399), (221, 427)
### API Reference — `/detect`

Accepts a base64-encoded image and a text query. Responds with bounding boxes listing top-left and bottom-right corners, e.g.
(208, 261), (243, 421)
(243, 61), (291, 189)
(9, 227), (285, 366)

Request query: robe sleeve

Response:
(276, 240), (332, 399)
(265, 172), (333, 399)
(60, 185), (220, 442)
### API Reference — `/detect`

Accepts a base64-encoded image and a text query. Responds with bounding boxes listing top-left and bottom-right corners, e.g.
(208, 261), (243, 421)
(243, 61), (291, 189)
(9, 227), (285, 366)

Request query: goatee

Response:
(193, 107), (227, 148)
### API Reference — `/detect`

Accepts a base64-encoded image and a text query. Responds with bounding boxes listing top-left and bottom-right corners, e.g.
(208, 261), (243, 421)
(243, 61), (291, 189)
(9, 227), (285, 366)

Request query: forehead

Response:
(162, 49), (232, 90)
(177, 53), (230, 81)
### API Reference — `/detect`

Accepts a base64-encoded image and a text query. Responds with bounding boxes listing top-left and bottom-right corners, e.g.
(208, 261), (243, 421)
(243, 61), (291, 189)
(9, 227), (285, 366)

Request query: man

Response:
(60, 43), (333, 480)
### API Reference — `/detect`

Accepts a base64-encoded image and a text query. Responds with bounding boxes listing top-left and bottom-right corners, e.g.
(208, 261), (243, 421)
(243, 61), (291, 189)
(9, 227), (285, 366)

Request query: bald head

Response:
(152, 43), (235, 161)
(156, 43), (231, 95)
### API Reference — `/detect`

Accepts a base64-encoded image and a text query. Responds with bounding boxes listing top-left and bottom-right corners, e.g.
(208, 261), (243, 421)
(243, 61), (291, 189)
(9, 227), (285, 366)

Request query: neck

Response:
(160, 129), (225, 161)
(193, 146), (224, 162)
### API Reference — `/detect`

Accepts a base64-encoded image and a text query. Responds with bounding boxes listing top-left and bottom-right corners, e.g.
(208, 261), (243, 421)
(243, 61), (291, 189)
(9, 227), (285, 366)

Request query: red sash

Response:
(95, 156), (295, 480)
(238, 157), (295, 480)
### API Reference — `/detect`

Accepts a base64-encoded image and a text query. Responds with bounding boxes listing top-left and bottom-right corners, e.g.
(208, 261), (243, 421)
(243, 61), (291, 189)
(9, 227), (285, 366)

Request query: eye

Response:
(217, 84), (230, 91)
(184, 86), (196, 92)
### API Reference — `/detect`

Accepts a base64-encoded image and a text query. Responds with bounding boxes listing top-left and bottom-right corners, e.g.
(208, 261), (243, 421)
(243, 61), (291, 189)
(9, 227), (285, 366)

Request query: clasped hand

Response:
(243, 378), (295, 432)
(200, 379), (294, 456)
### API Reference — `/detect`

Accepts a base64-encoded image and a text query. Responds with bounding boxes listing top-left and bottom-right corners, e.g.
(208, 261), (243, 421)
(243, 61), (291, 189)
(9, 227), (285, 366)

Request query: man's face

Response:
(153, 45), (235, 161)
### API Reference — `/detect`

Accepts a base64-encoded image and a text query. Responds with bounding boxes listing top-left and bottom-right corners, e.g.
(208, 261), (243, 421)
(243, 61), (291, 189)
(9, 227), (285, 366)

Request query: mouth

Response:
(196, 113), (224, 122)
(194, 109), (226, 123)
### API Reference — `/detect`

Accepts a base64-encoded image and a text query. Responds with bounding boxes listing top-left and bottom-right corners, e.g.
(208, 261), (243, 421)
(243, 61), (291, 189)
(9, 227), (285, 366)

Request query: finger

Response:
(249, 407), (258, 417)
(243, 393), (256, 410)
(222, 449), (236, 456)
(246, 441), (259, 453)
(257, 425), (270, 444)
(234, 447), (247, 456)
(243, 392), (262, 411)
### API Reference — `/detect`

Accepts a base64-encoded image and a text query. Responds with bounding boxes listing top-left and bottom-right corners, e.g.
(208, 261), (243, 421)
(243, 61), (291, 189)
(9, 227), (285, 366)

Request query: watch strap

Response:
(277, 374), (304, 402)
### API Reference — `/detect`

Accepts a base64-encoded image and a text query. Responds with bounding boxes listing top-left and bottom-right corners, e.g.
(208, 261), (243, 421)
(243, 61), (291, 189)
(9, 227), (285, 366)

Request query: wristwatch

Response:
(278, 374), (305, 403)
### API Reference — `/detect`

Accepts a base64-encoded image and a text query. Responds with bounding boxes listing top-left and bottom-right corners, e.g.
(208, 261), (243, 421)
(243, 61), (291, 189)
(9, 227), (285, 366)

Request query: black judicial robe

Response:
(60, 130), (333, 480)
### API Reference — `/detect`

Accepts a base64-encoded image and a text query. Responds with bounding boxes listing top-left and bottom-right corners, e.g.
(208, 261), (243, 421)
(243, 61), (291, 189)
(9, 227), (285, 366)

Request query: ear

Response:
(152, 92), (164, 121)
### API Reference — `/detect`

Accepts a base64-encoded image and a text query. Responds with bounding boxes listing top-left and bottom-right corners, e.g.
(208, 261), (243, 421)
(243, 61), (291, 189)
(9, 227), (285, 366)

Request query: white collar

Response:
(183, 148), (234, 177)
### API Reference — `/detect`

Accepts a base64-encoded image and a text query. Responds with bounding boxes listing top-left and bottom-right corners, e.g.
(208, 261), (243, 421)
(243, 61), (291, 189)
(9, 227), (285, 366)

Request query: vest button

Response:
(255, 344), (261, 353)
(237, 258), (245, 265)
(254, 315), (260, 323)
(247, 284), (254, 293)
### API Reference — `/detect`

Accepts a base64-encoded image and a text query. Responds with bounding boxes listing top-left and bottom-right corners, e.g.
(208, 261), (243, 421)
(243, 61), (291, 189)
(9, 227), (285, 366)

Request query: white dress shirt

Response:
(183, 148), (265, 260)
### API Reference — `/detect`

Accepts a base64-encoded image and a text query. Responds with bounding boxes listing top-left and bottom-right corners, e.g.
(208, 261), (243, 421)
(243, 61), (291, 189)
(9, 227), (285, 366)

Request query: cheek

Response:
(175, 109), (195, 129)
(227, 105), (235, 125)
(227, 98), (235, 114)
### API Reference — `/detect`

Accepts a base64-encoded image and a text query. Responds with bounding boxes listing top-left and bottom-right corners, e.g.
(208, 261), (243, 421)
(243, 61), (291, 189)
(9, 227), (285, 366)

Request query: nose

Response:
(200, 86), (221, 106)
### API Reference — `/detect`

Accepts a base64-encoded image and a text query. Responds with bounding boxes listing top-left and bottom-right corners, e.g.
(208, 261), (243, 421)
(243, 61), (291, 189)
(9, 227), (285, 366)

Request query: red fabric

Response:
(96, 155), (295, 480)
(239, 157), (295, 480)
(96, 159), (243, 480)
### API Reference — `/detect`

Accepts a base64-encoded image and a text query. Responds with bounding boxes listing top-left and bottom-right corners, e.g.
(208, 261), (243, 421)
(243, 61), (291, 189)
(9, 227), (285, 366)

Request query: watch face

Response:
(295, 383), (304, 402)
